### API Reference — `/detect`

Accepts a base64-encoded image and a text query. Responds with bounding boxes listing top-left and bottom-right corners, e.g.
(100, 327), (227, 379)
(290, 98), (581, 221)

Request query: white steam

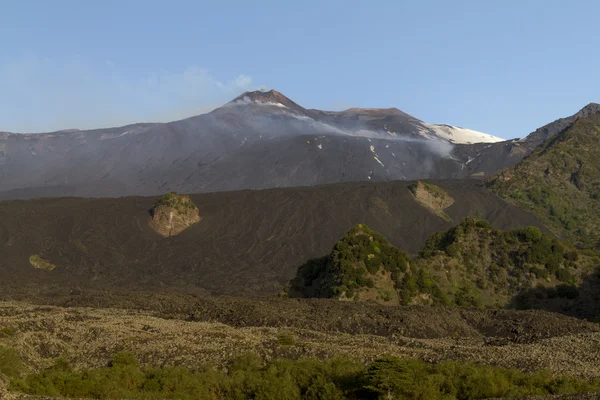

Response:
(229, 96), (288, 108)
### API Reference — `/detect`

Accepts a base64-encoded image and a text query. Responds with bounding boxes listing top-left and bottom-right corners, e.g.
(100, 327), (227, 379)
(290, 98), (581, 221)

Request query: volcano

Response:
(0, 90), (582, 200)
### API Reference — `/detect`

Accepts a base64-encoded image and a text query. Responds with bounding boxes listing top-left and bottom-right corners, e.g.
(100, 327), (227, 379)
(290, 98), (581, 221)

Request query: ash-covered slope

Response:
(1, 90), (507, 199)
(0, 180), (545, 297)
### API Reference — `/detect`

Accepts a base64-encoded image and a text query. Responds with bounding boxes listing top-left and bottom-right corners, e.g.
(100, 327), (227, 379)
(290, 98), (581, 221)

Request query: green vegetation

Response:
(0, 346), (23, 379)
(0, 326), (15, 337)
(412, 217), (597, 307)
(409, 181), (447, 199)
(277, 332), (296, 346)
(7, 350), (600, 399)
(155, 191), (198, 213)
(409, 181), (454, 222)
(488, 113), (600, 248)
(286, 224), (410, 302)
(288, 218), (597, 308)
(28, 254), (56, 271)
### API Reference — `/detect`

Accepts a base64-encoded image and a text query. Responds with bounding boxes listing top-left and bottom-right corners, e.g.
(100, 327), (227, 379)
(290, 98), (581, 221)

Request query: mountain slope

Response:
(0, 90), (507, 199)
(2, 91), (595, 200)
(488, 106), (600, 248)
(286, 217), (600, 318)
(0, 180), (545, 298)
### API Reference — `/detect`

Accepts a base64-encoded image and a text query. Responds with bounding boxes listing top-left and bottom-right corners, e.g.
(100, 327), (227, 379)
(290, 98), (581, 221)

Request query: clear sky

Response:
(1, 0), (598, 138)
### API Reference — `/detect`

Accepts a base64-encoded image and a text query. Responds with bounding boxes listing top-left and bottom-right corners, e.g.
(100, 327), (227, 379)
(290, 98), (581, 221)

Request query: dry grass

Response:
(1, 301), (600, 381)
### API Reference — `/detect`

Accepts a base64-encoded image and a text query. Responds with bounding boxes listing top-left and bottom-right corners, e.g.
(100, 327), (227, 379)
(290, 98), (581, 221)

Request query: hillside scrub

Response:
(409, 181), (454, 221)
(155, 192), (198, 212)
(287, 218), (599, 310)
(7, 350), (600, 400)
(488, 113), (600, 249)
(285, 224), (410, 303)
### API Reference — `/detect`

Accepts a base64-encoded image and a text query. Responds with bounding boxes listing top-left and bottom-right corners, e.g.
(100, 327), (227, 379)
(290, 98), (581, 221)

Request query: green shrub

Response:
(454, 282), (482, 307)
(277, 332), (296, 346)
(0, 346), (23, 379)
(8, 352), (600, 399)
(555, 268), (575, 284)
(0, 326), (15, 337)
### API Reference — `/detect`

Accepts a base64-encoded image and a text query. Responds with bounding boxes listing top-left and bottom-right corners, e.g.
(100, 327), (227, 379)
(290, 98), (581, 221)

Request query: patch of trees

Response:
(5, 348), (600, 400)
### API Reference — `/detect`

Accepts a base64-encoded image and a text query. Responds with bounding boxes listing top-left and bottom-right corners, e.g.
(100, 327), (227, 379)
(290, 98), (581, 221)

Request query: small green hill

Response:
(413, 217), (598, 308)
(488, 110), (600, 249)
(151, 192), (200, 237)
(285, 224), (411, 304)
(287, 218), (599, 311)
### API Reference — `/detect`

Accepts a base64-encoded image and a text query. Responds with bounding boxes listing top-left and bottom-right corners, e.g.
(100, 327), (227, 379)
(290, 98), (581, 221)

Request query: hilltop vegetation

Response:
(488, 112), (600, 249)
(287, 218), (600, 313)
(409, 181), (454, 222)
(150, 192), (201, 237)
(5, 348), (600, 400)
(285, 224), (410, 304)
(155, 191), (198, 212)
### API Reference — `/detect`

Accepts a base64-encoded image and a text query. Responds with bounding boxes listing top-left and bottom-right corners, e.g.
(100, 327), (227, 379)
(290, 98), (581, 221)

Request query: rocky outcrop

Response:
(150, 193), (200, 237)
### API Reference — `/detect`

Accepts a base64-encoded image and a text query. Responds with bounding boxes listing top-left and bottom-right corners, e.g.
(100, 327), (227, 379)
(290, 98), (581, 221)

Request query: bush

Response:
(0, 346), (23, 379)
(519, 226), (543, 242)
(277, 332), (296, 346)
(0, 326), (15, 337)
(555, 268), (575, 284)
(454, 282), (482, 307)
(8, 353), (600, 399)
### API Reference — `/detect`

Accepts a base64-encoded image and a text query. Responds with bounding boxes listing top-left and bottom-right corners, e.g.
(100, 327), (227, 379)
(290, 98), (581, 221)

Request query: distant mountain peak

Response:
(578, 102), (600, 117)
(229, 89), (306, 113)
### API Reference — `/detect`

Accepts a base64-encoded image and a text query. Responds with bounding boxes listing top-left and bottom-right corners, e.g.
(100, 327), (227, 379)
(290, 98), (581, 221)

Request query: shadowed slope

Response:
(0, 180), (544, 298)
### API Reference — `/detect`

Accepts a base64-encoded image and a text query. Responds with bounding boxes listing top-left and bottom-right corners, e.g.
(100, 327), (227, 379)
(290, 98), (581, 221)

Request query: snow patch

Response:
(369, 145), (375, 153)
(317, 144), (322, 150)
(424, 123), (504, 144)
(374, 156), (384, 167)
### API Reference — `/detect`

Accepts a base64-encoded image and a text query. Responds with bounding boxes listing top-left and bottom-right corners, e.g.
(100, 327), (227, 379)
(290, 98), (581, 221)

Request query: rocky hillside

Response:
(286, 217), (600, 319)
(488, 107), (600, 248)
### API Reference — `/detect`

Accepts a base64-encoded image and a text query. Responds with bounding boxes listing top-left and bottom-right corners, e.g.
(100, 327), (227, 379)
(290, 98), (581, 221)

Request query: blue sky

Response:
(1, 0), (598, 137)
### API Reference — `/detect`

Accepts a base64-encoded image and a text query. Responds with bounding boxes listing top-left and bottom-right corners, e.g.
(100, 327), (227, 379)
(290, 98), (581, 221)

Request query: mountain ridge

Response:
(0, 91), (597, 200)
(488, 109), (600, 248)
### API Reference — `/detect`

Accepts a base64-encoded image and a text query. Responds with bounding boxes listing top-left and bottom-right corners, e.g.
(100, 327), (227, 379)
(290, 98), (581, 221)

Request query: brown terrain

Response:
(2, 179), (599, 399)
(1, 295), (600, 398)
(0, 180), (545, 300)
